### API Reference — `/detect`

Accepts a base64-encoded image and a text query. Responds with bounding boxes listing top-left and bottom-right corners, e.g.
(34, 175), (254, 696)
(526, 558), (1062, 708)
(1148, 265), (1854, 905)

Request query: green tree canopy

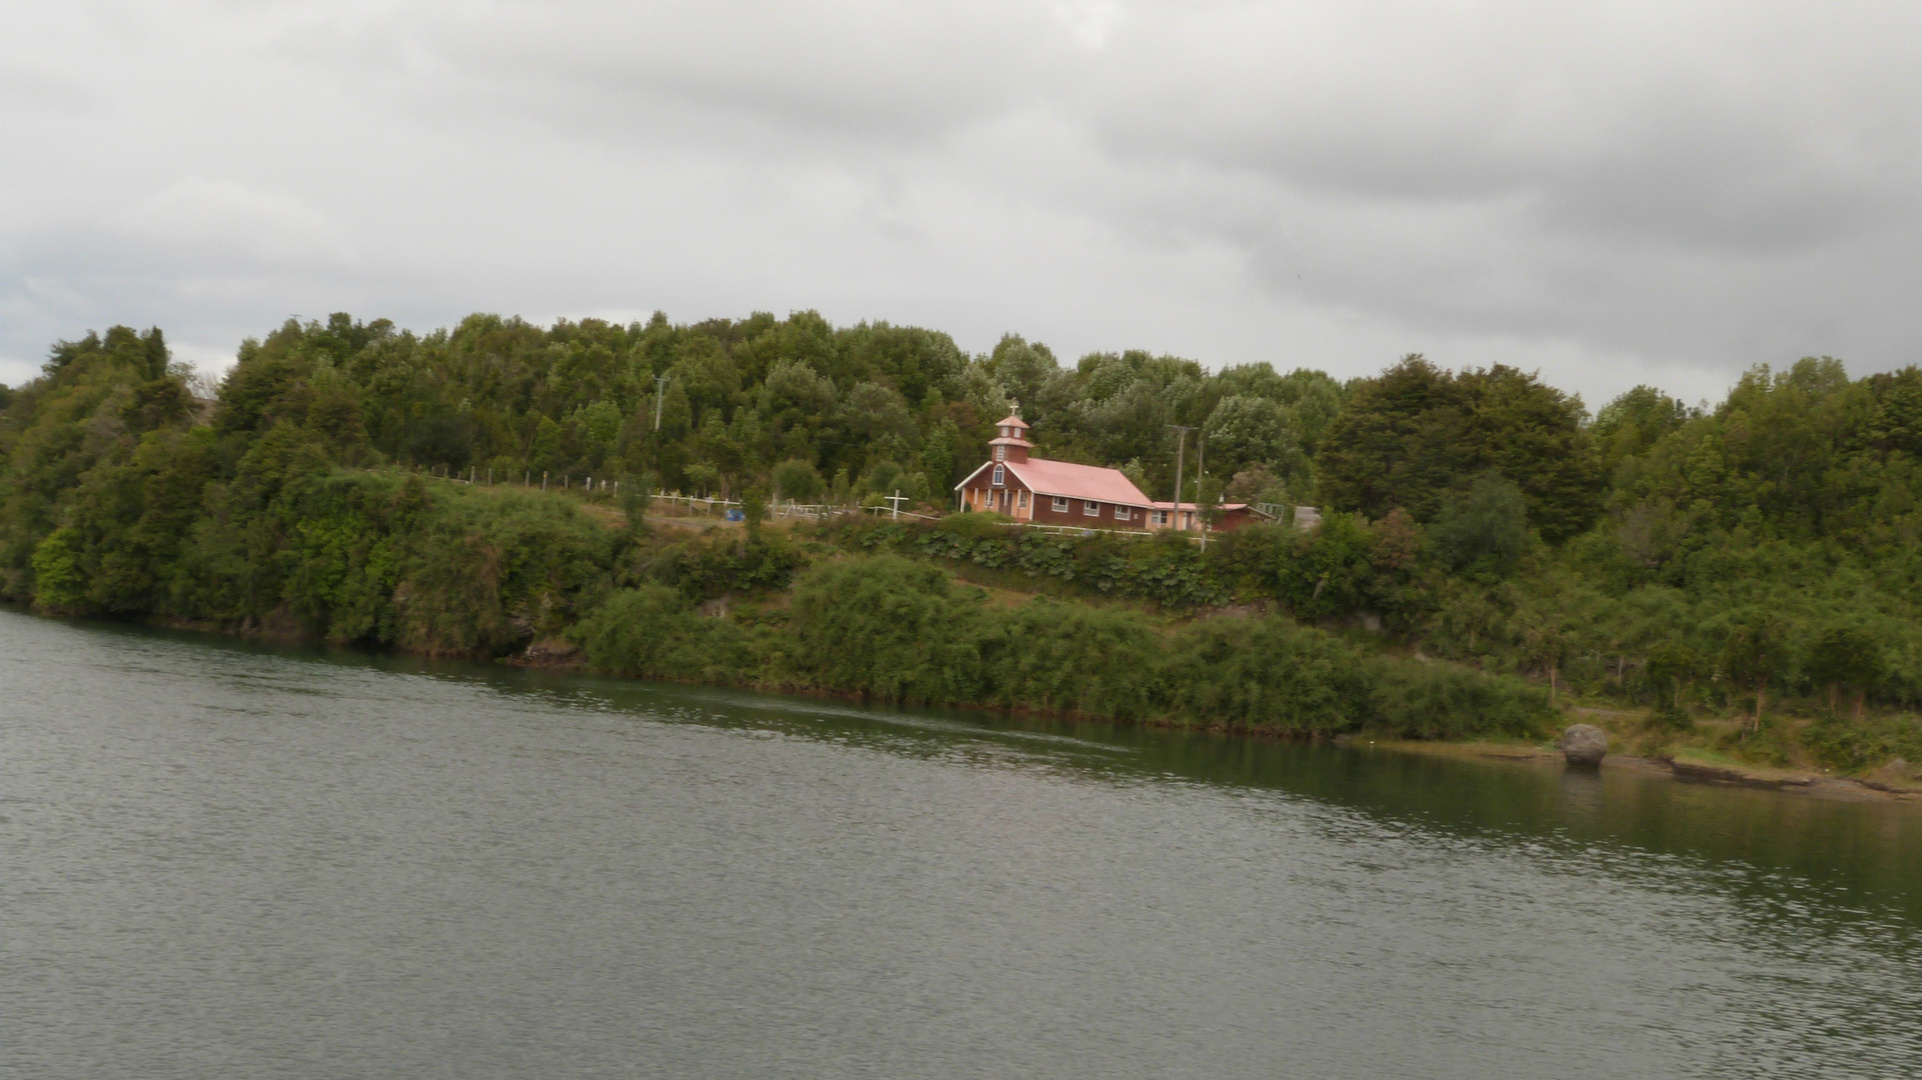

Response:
(1315, 355), (1601, 540)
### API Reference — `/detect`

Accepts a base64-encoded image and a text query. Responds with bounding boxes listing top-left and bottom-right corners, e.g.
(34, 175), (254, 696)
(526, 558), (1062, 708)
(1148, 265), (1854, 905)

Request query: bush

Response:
(787, 555), (987, 702)
(574, 585), (753, 681)
(652, 530), (804, 600)
(1366, 661), (1552, 740)
(1162, 615), (1367, 733)
(1801, 713), (1922, 773)
(391, 485), (616, 654)
(983, 600), (1161, 719)
(1274, 512), (1376, 618)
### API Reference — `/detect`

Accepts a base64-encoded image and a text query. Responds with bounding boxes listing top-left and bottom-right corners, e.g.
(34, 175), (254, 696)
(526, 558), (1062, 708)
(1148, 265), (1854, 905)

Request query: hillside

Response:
(3, 313), (1920, 775)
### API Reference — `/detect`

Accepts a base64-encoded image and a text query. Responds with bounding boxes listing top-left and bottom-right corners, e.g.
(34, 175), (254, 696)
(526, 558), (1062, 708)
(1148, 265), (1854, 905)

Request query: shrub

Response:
(1366, 661), (1552, 740)
(652, 530), (804, 600)
(1162, 615), (1366, 733)
(787, 555), (987, 702)
(575, 585), (753, 681)
(983, 600), (1161, 718)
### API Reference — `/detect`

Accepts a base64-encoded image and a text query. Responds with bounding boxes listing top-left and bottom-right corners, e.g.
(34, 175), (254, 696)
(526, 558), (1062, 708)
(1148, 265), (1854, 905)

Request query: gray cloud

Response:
(3, 0), (1919, 409)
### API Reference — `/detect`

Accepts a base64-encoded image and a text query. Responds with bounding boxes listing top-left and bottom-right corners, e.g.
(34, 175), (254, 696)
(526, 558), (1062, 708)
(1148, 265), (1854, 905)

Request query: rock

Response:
(520, 637), (579, 665)
(1558, 724), (1609, 766)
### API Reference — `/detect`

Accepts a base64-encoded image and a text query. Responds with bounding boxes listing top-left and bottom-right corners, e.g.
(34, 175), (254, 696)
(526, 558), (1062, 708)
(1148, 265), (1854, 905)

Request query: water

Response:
(4, 611), (1921, 1079)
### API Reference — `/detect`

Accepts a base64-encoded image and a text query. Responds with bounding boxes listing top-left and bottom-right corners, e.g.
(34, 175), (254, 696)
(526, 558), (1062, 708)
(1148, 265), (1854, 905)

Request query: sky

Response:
(3, 1), (1919, 410)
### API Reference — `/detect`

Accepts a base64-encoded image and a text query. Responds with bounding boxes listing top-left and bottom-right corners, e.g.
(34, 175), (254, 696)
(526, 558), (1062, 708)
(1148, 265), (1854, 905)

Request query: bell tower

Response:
(988, 407), (1033, 465)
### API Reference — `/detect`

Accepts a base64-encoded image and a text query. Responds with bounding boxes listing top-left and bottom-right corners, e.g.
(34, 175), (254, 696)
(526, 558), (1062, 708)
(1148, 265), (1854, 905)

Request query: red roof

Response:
(956, 458), (1277, 519)
(1003, 459), (1153, 505)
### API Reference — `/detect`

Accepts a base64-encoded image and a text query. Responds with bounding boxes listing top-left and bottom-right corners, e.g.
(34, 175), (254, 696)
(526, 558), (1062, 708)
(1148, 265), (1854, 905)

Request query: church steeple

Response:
(988, 406), (1032, 464)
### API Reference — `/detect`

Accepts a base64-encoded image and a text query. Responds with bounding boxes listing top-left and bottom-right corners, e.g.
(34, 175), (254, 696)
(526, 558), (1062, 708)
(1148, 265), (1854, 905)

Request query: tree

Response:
(621, 472), (654, 534)
(1643, 640), (1701, 722)
(1865, 367), (1922, 457)
(863, 460), (905, 497)
(29, 527), (87, 612)
(1315, 356), (1469, 523)
(1224, 464), (1288, 505)
(740, 488), (768, 535)
(921, 418), (960, 488)
(1201, 395), (1299, 477)
(684, 462), (720, 496)
(1594, 385), (1689, 478)
(771, 459), (824, 504)
(1428, 471), (1529, 578)
(1804, 626), (1884, 717)
(1316, 356), (1600, 540)
(1196, 475), (1225, 540)
(986, 334), (1058, 418)
(1517, 600), (1573, 705)
(1719, 613), (1789, 732)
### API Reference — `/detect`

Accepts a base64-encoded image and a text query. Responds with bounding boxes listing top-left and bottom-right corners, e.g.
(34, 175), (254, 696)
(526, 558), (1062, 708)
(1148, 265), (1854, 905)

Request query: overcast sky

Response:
(4, 1), (1918, 408)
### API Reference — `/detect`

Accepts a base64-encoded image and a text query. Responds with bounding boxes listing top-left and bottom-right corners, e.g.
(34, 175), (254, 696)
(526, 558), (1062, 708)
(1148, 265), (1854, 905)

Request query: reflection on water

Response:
(3, 611), (1920, 1079)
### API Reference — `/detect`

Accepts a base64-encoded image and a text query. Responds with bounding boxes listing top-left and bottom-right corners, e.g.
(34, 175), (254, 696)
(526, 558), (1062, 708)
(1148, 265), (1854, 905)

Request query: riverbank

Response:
(13, 586), (1916, 806)
(513, 597), (1922, 805)
(1372, 736), (1922, 803)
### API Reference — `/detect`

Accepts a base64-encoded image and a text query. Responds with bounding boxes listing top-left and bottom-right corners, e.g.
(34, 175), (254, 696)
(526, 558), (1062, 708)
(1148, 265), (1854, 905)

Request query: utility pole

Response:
(1166, 424), (1195, 531)
(653, 375), (671, 431)
(1195, 434), (1208, 550)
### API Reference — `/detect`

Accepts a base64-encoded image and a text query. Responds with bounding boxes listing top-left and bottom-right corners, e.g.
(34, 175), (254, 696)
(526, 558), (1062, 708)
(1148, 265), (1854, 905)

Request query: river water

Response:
(4, 611), (1921, 1079)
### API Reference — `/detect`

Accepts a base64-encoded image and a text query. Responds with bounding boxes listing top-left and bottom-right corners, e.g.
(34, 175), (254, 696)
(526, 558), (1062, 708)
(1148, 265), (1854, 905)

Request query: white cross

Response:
(884, 490), (911, 519)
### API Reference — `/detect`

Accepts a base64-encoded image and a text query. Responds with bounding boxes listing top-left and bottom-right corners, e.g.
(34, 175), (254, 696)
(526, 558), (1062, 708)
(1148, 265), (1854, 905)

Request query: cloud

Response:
(2, 0), (1919, 407)
(119, 176), (360, 269)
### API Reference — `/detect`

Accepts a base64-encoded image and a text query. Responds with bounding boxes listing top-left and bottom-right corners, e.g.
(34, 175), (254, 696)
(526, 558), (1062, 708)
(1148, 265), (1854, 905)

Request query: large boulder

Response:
(1558, 724), (1609, 766)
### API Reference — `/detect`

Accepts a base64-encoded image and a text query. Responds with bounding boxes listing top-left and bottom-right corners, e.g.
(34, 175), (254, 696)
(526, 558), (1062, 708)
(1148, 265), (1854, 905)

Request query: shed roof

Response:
(1149, 502), (1264, 513)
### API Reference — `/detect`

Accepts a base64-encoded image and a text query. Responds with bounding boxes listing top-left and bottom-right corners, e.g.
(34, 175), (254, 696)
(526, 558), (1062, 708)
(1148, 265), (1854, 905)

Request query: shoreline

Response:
(517, 631), (1922, 805)
(15, 603), (1920, 805)
(1370, 737), (1922, 803)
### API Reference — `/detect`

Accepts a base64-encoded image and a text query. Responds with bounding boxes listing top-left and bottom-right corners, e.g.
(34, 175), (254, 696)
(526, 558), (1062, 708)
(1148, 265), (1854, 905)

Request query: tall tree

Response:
(1316, 355), (1601, 540)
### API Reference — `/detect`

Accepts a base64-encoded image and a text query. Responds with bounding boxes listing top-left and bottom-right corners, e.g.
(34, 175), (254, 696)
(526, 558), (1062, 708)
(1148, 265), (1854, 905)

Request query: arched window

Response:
(992, 465), (1005, 486)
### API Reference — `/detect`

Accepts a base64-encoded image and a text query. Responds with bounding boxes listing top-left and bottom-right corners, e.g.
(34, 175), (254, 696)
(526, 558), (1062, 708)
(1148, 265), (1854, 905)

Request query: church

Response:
(953, 412), (1272, 532)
